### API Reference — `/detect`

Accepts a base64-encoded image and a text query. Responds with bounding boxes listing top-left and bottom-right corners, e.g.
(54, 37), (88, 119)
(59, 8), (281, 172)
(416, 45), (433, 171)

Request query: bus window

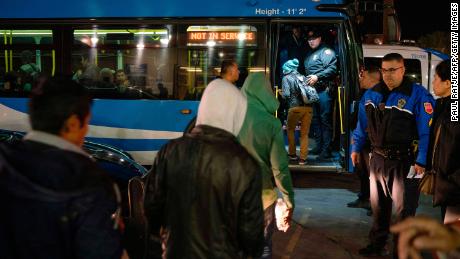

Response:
(0, 30), (53, 96)
(176, 24), (267, 100)
(72, 28), (174, 100)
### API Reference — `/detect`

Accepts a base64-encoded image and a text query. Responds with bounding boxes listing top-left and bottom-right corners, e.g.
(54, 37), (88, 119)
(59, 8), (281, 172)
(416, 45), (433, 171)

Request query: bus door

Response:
(269, 20), (362, 172)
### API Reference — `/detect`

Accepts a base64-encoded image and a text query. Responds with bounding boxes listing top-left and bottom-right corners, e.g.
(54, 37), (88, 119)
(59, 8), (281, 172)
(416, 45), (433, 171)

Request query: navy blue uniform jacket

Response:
(352, 78), (435, 166)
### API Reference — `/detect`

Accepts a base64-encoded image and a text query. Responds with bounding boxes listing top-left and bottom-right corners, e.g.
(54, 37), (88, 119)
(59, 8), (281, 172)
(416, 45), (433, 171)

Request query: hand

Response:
(351, 152), (360, 167)
(278, 208), (293, 232)
(284, 208), (293, 225)
(414, 164), (425, 175)
(121, 249), (130, 259)
(390, 216), (460, 259)
(307, 74), (318, 85)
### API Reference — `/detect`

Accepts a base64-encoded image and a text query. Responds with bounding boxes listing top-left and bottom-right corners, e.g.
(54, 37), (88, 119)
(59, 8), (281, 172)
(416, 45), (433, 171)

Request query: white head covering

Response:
(196, 79), (247, 136)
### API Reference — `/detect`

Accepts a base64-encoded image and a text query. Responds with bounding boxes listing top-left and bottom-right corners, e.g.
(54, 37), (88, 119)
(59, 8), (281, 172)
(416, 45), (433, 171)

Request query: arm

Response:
(415, 93), (435, 167)
(316, 48), (337, 80)
(237, 159), (265, 258)
(352, 94), (369, 154)
(143, 146), (168, 236)
(281, 76), (291, 99)
(75, 185), (123, 259)
(391, 216), (460, 259)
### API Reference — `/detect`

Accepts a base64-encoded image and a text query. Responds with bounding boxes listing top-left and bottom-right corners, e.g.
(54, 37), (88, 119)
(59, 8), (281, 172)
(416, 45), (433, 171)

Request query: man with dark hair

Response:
(0, 77), (125, 259)
(220, 60), (240, 84)
(348, 64), (381, 213)
(73, 52), (100, 87)
(425, 60), (460, 224)
(352, 53), (435, 256)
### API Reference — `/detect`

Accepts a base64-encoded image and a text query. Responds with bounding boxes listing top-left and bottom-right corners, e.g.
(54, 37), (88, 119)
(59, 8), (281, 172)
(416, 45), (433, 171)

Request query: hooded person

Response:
(238, 72), (295, 258)
(195, 78), (247, 135)
(281, 58), (314, 165)
(144, 77), (264, 258)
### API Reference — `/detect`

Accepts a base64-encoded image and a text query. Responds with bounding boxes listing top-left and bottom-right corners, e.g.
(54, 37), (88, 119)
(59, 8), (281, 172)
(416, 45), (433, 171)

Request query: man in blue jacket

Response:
(351, 53), (435, 257)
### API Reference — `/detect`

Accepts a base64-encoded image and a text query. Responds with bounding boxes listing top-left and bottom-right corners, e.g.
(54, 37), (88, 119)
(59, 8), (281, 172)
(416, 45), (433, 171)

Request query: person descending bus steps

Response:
(281, 58), (313, 165)
(0, 77), (125, 259)
(144, 77), (265, 259)
(239, 72), (295, 258)
(351, 53), (435, 257)
(304, 28), (337, 160)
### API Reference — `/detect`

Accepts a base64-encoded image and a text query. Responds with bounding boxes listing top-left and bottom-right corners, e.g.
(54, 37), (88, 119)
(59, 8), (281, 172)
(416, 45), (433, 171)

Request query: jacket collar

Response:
(24, 130), (89, 158)
(372, 77), (413, 97)
(190, 125), (237, 140)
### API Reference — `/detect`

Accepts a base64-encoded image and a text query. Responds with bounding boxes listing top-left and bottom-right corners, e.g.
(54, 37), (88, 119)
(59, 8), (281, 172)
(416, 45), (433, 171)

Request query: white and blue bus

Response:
(0, 0), (363, 171)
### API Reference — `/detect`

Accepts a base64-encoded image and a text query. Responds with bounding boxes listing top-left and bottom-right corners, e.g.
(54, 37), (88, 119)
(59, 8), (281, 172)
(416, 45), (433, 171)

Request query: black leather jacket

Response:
(427, 97), (460, 206)
(144, 125), (264, 259)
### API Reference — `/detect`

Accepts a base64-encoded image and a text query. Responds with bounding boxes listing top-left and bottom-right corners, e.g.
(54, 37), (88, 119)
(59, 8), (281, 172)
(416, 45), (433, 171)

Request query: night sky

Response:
(394, 1), (451, 40)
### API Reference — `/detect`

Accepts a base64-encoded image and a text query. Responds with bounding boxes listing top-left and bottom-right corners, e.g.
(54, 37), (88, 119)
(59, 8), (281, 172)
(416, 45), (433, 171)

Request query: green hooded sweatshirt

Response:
(238, 72), (295, 210)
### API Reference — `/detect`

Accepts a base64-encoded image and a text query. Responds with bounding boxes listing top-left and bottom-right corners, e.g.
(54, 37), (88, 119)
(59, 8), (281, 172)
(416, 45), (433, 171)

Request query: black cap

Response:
(306, 28), (321, 39)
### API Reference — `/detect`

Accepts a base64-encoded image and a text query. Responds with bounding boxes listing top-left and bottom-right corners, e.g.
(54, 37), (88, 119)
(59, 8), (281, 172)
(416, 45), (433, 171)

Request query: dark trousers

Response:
(312, 90), (332, 154)
(258, 203), (275, 259)
(369, 152), (420, 252)
(356, 145), (371, 200)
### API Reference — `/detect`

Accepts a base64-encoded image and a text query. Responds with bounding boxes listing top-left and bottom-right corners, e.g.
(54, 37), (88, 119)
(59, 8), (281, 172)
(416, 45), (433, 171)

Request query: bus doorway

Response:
(270, 21), (359, 172)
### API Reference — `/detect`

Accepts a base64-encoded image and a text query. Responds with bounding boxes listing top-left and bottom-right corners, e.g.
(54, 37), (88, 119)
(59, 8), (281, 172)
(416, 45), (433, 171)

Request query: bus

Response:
(0, 0), (363, 171)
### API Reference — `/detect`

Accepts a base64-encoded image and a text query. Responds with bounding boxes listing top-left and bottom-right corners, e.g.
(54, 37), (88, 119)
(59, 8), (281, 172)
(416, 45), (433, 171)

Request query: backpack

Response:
(295, 74), (319, 104)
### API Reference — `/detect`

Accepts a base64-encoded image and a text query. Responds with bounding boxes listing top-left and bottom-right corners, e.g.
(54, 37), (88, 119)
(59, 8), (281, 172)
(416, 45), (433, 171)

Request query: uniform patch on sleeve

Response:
(424, 102), (433, 114)
(324, 49), (332, 55)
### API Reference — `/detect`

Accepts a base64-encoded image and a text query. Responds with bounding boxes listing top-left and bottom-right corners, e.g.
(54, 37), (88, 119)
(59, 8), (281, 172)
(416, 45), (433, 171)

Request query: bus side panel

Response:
(0, 98), (199, 165)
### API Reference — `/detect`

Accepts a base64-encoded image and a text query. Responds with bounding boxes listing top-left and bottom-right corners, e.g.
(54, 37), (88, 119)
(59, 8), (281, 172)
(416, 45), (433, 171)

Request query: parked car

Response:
(0, 129), (147, 217)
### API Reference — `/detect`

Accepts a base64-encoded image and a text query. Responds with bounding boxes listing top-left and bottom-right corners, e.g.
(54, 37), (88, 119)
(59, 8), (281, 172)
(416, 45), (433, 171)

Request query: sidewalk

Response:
(272, 172), (439, 259)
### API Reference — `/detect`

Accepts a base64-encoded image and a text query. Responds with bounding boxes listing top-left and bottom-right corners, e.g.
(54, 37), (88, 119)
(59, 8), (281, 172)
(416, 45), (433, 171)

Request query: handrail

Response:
(3, 31), (8, 72)
(9, 31), (12, 71)
(338, 86), (345, 134)
(52, 50), (55, 76)
(274, 85), (279, 118)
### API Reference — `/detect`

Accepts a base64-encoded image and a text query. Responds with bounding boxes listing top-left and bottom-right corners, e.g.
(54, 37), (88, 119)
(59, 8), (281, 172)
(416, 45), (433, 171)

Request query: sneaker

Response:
(288, 154), (299, 161)
(358, 244), (389, 257)
(299, 159), (307, 165)
(347, 198), (370, 209)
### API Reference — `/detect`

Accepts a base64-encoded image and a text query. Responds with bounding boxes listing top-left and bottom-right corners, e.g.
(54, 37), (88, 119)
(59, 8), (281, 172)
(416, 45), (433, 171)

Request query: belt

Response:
(298, 103), (312, 107)
(372, 146), (412, 160)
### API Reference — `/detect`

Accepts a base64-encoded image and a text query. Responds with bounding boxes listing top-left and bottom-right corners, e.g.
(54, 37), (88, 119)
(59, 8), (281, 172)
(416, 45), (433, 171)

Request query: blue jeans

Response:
(312, 90), (332, 154)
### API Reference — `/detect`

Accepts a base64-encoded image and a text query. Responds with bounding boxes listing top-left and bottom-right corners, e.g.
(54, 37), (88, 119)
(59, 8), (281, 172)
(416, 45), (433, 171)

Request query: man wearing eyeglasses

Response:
(351, 53), (435, 257)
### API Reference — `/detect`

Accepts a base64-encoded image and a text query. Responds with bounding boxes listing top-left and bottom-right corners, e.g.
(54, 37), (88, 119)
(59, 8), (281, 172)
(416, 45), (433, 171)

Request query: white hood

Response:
(196, 79), (247, 136)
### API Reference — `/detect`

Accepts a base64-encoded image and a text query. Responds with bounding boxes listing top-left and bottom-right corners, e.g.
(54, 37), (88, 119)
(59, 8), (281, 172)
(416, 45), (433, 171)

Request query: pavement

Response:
(271, 171), (440, 259)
